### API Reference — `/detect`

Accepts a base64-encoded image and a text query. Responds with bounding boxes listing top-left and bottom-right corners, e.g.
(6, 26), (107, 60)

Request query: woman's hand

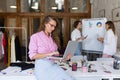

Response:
(53, 51), (60, 57)
(81, 36), (87, 40)
(77, 36), (87, 41)
(63, 53), (72, 61)
(49, 51), (59, 56)
(97, 37), (104, 42)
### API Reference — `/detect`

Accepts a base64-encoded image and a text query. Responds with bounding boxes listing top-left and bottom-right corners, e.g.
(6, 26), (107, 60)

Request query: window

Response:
(0, 0), (16, 12)
(21, 0), (40, 12)
(45, 0), (64, 12)
(69, 0), (88, 13)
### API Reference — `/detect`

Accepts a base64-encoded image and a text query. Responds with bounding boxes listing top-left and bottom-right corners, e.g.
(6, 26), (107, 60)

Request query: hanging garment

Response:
(3, 33), (7, 64)
(0, 32), (4, 59)
(15, 36), (22, 61)
(7, 35), (11, 66)
(11, 34), (16, 62)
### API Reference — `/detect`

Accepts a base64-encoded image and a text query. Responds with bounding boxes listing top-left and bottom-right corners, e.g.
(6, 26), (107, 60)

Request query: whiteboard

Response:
(82, 18), (107, 52)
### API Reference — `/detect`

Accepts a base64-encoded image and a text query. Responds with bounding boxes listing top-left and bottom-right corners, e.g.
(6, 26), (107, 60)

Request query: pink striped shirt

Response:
(28, 31), (58, 59)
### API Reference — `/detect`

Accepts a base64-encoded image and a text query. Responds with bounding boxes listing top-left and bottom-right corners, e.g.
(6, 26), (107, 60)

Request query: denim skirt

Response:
(34, 58), (74, 80)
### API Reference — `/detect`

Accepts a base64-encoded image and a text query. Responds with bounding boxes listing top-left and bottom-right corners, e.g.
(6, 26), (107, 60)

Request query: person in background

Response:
(97, 21), (117, 58)
(28, 15), (74, 80)
(71, 20), (86, 55)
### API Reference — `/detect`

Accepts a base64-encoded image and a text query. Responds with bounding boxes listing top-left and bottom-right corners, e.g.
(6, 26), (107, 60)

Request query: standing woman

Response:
(71, 20), (86, 55)
(71, 20), (85, 41)
(98, 21), (117, 58)
(28, 15), (73, 80)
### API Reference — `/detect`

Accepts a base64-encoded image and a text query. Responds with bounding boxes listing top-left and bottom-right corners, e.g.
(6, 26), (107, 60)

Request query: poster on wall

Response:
(99, 9), (105, 18)
(82, 18), (107, 53)
(112, 7), (120, 21)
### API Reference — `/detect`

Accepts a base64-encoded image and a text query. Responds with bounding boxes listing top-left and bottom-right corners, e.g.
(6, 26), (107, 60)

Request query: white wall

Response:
(91, 0), (120, 49)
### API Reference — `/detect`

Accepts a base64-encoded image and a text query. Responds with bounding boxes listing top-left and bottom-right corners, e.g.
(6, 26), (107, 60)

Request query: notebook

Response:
(48, 41), (79, 60)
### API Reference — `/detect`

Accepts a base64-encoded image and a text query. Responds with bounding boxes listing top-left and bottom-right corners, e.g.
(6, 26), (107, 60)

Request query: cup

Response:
(72, 62), (77, 71)
(82, 66), (88, 73)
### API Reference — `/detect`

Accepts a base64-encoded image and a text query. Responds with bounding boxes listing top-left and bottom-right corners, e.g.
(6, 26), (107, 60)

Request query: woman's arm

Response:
(76, 36), (87, 41)
(31, 51), (59, 60)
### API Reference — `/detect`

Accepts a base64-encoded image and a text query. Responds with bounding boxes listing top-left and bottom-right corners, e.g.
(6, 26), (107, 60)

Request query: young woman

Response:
(97, 21), (117, 58)
(71, 20), (85, 41)
(28, 15), (74, 80)
(71, 20), (86, 55)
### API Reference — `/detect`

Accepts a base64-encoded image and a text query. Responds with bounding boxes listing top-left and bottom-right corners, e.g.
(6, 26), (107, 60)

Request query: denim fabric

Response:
(74, 42), (82, 55)
(34, 59), (74, 80)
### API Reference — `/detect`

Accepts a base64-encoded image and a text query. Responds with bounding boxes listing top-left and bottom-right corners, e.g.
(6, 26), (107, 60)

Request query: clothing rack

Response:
(0, 27), (28, 65)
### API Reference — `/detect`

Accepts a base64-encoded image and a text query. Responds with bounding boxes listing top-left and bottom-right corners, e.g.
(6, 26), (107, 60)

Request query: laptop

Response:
(48, 41), (79, 60)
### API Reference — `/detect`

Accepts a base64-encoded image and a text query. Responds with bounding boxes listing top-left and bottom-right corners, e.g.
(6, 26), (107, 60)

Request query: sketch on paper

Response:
(112, 7), (120, 21)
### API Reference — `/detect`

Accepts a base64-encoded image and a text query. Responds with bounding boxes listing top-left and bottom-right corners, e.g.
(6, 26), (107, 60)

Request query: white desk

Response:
(0, 68), (36, 80)
(0, 61), (120, 80)
(67, 61), (120, 80)
(0, 75), (36, 80)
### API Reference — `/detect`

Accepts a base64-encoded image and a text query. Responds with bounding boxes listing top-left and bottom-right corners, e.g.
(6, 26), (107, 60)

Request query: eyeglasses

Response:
(48, 23), (56, 27)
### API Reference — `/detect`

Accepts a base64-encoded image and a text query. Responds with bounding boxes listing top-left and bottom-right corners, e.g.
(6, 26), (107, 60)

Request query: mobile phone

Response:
(84, 35), (88, 39)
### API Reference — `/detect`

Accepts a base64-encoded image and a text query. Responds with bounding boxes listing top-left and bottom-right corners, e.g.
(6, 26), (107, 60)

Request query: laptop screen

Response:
(63, 41), (79, 59)
(47, 41), (79, 60)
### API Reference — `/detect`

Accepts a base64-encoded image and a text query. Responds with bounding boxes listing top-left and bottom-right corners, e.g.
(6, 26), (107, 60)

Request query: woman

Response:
(28, 15), (74, 80)
(97, 21), (117, 58)
(71, 20), (86, 55)
(71, 20), (86, 41)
